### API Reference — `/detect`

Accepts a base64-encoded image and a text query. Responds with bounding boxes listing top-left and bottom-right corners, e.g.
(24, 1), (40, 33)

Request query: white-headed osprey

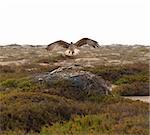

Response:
(46, 38), (100, 56)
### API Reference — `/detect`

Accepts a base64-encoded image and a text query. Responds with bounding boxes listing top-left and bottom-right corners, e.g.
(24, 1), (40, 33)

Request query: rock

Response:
(33, 66), (111, 99)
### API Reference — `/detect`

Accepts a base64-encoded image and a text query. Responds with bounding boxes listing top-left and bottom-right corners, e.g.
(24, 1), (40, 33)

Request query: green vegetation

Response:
(114, 72), (148, 85)
(0, 93), (149, 135)
(112, 82), (149, 96)
(41, 113), (148, 135)
(0, 78), (42, 92)
(84, 63), (148, 83)
(84, 63), (149, 96)
(0, 92), (85, 132)
(0, 64), (58, 83)
(0, 63), (149, 134)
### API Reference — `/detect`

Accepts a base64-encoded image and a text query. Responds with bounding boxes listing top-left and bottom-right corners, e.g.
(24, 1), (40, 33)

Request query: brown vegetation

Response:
(0, 45), (149, 134)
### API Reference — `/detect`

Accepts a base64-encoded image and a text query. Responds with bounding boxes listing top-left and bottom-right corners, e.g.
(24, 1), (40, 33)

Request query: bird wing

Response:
(74, 38), (100, 48)
(46, 40), (70, 51)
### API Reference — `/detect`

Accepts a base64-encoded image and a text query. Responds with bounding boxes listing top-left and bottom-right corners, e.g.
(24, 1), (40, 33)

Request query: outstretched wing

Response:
(74, 38), (99, 48)
(46, 40), (70, 51)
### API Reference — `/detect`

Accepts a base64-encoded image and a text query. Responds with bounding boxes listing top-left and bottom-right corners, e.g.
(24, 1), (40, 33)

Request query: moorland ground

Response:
(0, 44), (149, 135)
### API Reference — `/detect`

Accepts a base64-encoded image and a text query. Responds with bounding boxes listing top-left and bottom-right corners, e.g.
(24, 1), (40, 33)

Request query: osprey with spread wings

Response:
(46, 38), (100, 56)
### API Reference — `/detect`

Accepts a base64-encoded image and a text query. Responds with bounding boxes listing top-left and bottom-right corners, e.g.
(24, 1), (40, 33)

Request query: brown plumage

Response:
(46, 38), (100, 56)
(74, 38), (99, 48)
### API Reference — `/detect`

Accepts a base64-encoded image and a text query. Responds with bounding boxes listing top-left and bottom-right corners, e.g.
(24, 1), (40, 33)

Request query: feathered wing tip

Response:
(74, 38), (100, 48)
(46, 38), (100, 51)
(46, 40), (70, 51)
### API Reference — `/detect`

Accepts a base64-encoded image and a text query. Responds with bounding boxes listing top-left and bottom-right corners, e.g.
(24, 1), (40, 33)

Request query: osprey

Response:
(46, 38), (100, 56)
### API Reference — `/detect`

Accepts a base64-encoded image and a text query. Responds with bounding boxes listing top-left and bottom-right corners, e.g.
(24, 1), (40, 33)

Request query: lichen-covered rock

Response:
(33, 66), (111, 99)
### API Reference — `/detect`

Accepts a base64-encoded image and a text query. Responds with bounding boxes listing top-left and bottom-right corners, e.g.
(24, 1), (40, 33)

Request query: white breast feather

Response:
(73, 49), (80, 55)
(65, 49), (80, 56)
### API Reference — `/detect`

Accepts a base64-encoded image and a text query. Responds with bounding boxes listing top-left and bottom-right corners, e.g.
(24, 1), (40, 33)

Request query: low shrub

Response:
(0, 65), (16, 73)
(83, 63), (148, 84)
(0, 129), (27, 135)
(0, 62), (149, 134)
(0, 92), (86, 132)
(0, 63), (58, 76)
(0, 78), (42, 92)
(36, 57), (50, 64)
(114, 73), (148, 85)
(112, 82), (149, 96)
(36, 54), (67, 63)
(41, 54), (67, 63)
(0, 79), (18, 88)
(41, 101), (149, 135)
(0, 92), (148, 134)
(19, 63), (59, 74)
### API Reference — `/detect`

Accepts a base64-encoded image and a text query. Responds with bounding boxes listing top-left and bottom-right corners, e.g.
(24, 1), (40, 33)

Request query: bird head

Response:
(70, 42), (73, 44)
